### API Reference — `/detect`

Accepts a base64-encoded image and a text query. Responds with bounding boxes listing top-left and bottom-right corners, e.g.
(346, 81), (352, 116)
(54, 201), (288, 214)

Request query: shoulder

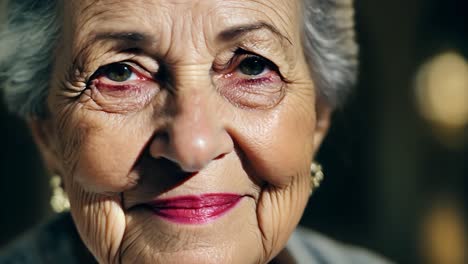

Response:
(0, 213), (86, 264)
(287, 226), (395, 264)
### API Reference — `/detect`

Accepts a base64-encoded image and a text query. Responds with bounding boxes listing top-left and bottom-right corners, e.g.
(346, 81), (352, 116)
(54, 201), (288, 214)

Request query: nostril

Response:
(156, 131), (170, 143)
(214, 153), (227, 160)
(149, 130), (171, 161)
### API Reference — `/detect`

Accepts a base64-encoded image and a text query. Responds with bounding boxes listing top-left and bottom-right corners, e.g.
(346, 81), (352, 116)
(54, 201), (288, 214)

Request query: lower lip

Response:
(148, 194), (243, 224)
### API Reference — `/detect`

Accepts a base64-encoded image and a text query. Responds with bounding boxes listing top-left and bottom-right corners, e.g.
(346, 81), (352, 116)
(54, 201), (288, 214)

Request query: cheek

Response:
(65, 115), (153, 193)
(233, 93), (316, 187)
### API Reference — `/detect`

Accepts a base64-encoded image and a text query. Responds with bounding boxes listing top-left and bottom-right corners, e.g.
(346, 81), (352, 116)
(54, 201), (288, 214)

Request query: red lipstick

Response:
(148, 194), (242, 224)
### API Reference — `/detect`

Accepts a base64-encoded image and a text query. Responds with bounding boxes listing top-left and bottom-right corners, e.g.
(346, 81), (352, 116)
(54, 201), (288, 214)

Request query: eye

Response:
(82, 61), (159, 113)
(101, 63), (136, 82)
(238, 56), (268, 76)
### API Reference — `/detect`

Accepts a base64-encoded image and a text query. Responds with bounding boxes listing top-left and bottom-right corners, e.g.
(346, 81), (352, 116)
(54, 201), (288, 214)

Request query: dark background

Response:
(1, 0), (467, 263)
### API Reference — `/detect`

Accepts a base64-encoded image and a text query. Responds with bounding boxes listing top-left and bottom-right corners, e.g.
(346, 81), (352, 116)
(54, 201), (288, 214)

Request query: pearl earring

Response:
(310, 162), (324, 194)
(50, 175), (70, 213)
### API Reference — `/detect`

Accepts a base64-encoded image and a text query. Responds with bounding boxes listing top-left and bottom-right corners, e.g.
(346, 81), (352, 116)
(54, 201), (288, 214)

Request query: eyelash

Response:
(87, 63), (150, 86)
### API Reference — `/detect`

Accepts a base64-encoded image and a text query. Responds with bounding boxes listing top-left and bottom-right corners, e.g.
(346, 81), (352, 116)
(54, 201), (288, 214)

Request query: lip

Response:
(147, 193), (243, 224)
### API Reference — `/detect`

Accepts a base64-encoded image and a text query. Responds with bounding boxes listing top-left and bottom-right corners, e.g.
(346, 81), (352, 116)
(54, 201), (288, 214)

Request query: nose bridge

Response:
(150, 72), (233, 172)
(173, 89), (215, 148)
(172, 66), (217, 144)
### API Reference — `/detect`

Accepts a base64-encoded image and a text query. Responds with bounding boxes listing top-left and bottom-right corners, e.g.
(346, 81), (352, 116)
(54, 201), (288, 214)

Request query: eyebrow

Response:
(91, 31), (152, 44)
(81, 21), (291, 56)
(218, 22), (292, 45)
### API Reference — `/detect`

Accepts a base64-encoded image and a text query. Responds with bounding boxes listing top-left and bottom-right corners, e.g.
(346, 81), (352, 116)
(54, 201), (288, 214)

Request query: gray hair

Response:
(0, 0), (358, 118)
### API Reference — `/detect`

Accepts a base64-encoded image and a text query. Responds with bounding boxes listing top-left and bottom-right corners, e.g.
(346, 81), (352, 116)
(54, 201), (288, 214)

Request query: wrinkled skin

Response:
(30, 0), (331, 263)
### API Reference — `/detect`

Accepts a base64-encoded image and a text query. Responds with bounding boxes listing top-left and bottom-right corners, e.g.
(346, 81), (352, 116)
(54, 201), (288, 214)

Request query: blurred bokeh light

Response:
(421, 197), (466, 264)
(415, 51), (468, 147)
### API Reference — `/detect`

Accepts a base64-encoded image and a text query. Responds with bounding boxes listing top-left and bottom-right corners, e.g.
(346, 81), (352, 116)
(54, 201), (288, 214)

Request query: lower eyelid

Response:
(235, 77), (274, 87)
(81, 82), (159, 113)
(97, 82), (143, 92)
(234, 69), (278, 82)
(218, 72), (283, 96)
(89, 79), (148, 95)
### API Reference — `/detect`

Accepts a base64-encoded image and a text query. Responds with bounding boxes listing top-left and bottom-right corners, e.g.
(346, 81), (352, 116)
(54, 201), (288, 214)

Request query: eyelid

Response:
(216, 49), (289, 82)
(109, 62), (152, 78)
(214, 49), (264, 72)
(86, 61), (153, 87)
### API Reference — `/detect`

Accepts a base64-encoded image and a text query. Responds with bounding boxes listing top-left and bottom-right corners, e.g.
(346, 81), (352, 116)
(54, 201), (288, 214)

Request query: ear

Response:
(28, 118), (61, 175)
(312, 97), (332, 155)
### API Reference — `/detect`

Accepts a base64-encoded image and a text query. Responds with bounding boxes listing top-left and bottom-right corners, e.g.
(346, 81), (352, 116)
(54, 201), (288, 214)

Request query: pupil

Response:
(106, 64), (131, 82)
(239, 57), (266, 76)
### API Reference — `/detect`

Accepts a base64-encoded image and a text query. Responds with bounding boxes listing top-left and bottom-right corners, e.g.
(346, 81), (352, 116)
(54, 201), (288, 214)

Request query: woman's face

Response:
(34, 0), (330, 263)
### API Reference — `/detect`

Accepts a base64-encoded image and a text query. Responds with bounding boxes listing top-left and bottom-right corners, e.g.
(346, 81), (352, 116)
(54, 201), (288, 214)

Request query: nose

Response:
(149, 91), (233, 172)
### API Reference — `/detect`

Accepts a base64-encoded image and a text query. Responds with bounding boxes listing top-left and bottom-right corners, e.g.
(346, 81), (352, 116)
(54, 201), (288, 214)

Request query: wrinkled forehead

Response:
(66, 0), (301, 21)
(63, 0), (302, 46)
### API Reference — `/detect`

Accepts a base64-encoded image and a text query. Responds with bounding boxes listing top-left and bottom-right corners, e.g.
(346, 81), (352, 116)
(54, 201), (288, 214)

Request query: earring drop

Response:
(310, 162), (324, 194)
(50, 175), (70, 213)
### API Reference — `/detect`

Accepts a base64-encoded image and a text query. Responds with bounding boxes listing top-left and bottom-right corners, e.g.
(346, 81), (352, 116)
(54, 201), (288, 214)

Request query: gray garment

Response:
(0, 213), (95, 264)
(287, 227), (394, 264)
(0, 213), (393, 263)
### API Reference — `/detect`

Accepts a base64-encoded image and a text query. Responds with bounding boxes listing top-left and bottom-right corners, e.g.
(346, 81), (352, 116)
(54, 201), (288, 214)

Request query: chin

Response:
(119, 198), (263, 264)
(122, 247), (252, 264)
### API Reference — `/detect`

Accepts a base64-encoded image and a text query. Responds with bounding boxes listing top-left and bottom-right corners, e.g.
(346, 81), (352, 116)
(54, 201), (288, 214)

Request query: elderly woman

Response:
(0, 0), (390, 263)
